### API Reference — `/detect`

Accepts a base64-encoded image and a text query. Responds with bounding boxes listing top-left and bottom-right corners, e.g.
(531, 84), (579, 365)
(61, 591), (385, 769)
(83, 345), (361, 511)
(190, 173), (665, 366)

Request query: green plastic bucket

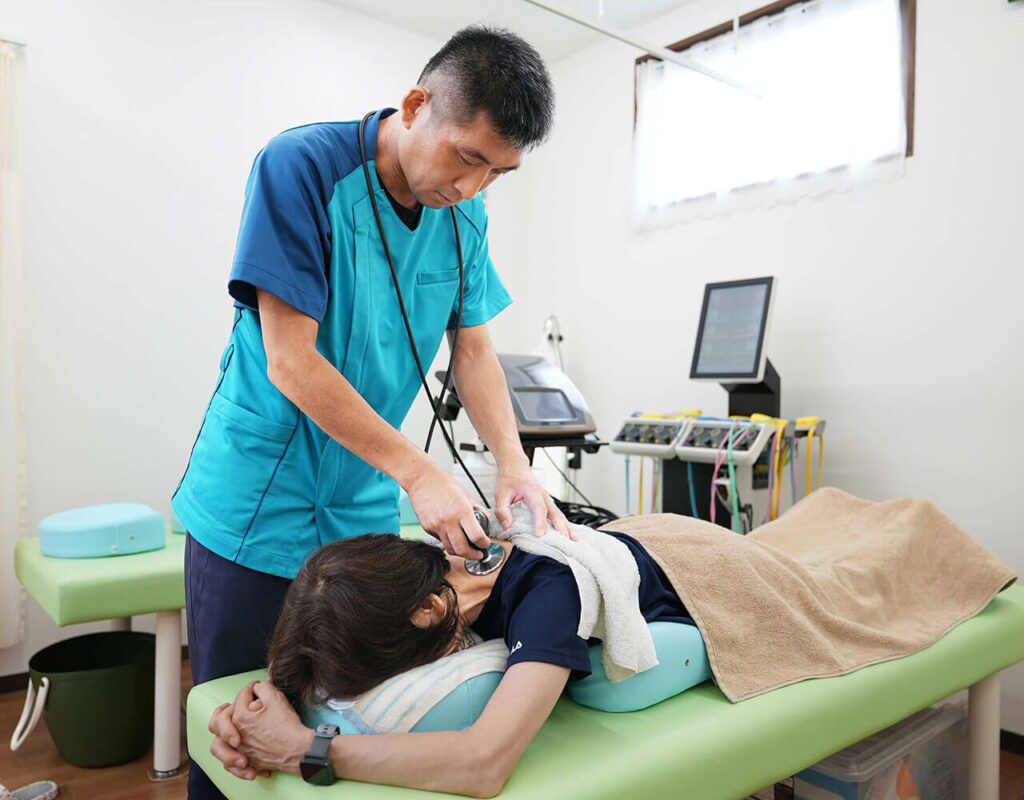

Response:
(17, 631), (155, 767)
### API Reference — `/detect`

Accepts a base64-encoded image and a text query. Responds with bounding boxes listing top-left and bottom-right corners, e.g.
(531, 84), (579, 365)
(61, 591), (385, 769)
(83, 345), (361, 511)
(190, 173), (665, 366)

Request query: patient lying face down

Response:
(209, 527), (696, 797)
(268, 534), (471, 708)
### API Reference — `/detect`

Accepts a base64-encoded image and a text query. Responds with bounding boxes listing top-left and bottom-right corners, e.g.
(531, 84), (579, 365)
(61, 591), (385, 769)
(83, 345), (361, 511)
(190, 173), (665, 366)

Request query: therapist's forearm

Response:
(450, 335), (528, 470)
(269, 351), (435, 490)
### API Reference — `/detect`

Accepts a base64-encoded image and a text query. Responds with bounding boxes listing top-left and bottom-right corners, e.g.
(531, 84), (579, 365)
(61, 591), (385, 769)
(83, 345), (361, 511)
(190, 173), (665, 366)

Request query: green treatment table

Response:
(14, 529), (187, 778)
(12, 523), (429, 780)
(186, 583), (1024, 800)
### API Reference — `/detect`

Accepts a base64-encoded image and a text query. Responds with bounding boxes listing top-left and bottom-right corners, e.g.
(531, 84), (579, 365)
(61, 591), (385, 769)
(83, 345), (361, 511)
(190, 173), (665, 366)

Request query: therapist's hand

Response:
(495, 460), (575, 540)
(209, 680), (311, 778)
(406, 466), (491, 559)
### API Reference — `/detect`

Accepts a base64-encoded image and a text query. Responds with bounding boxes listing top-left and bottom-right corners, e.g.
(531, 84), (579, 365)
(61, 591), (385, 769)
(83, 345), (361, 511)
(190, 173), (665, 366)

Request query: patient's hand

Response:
(209, 680), (312, 779)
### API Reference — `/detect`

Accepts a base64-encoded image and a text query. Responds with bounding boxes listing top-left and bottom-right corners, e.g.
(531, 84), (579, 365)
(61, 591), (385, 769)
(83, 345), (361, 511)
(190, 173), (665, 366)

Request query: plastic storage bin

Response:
(794, 702), (967, 800)
(12, 632), (156, 767)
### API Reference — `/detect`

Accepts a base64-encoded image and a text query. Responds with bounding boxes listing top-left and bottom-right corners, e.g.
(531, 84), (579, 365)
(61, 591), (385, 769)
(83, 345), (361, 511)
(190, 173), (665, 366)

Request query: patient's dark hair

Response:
(418, 25), (554, 151)
(267, 534), (459, 708)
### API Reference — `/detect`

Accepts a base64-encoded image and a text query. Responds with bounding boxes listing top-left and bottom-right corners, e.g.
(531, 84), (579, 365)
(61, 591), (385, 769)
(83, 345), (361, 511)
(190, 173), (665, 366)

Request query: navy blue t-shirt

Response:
(468, 530), (695, 681)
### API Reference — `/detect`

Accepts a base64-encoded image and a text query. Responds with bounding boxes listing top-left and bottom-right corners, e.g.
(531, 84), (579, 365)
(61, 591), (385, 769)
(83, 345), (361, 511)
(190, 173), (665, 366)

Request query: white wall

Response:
(0, 0), (440, 679)
(484, 0), (1024, 732)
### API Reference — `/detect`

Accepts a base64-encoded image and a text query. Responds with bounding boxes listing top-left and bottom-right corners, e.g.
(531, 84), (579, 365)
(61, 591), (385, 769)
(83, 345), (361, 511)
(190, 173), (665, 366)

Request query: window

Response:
(633, 0), (915, 221)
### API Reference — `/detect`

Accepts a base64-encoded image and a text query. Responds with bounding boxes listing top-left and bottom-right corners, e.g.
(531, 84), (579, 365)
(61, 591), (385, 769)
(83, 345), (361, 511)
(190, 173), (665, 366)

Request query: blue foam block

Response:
(39, 503), (167, 558)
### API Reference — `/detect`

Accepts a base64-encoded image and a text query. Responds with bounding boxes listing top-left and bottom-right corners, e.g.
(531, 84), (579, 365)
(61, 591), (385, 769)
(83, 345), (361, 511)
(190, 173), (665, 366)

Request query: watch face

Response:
(300, 761), (333, 786)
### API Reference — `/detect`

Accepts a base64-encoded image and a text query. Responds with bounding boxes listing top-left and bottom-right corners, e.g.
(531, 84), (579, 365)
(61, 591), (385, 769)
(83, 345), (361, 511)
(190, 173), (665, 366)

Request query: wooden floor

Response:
(1, 661), (1023, 799)
(0, 662), (194, 800)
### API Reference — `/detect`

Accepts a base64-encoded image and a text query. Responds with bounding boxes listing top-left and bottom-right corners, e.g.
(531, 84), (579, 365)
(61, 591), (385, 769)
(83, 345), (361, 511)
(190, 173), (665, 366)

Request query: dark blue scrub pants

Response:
(184, 533), (292, 800)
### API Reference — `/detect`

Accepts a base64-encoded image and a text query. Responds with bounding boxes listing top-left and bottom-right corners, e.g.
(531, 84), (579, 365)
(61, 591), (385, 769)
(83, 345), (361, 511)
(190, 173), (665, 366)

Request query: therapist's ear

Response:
(400, 86), (430, 128)
(410, 593), (447, 629)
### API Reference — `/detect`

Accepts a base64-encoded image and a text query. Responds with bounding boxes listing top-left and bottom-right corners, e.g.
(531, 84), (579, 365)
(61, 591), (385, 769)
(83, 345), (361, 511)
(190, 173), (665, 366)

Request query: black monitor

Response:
(689, 277), (775, 383)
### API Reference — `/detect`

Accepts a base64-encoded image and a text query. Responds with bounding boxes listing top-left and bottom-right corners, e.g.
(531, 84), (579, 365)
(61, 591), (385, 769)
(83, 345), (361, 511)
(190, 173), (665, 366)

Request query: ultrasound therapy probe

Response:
(464, 509), (506, 576)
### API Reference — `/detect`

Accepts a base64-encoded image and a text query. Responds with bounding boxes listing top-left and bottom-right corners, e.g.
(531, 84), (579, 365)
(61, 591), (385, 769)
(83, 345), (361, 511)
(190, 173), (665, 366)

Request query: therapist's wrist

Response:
(394, 449), (443, 492)
(493, 446), (530, 472)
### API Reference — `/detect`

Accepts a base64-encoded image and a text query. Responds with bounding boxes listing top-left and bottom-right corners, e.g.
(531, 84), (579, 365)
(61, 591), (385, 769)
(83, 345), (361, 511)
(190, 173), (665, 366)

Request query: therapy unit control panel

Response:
(610, 415), (690, 458)
(675, 419), (790, 465)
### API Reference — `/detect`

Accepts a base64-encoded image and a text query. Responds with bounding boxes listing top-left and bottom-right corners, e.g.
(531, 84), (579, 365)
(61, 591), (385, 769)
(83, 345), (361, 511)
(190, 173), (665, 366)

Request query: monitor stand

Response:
(721, 359), (780, 418)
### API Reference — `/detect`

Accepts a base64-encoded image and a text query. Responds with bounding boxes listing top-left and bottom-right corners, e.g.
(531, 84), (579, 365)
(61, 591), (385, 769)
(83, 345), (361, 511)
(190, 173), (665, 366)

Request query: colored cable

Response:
(817, 436), (825, 489)
(726, 426), (742, 532)
(764, 428), (779, 525)
(639, 457), (645, 515)
(806, 424), (816, 498)
(729, 424), (755, 532)
(772, 425), (785, 519)
(652, 459), (658, 514)
(709, 422), (736, 526)
(625, 456), (631, 517)
(714, 421), (753, 532)
(687, 461), (698, 519)
(790, 435), (798, 506)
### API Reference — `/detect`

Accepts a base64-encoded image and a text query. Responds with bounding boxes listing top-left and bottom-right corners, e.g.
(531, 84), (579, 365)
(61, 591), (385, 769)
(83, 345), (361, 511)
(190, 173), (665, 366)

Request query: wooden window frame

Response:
(634, 0), (917, 157)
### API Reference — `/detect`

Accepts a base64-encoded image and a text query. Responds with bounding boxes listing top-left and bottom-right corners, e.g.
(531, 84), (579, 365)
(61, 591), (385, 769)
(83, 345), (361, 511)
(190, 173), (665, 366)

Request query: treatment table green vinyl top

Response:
(187, 583), (1024, 800)
(14, 529), (186, 625)
(13, 524), (423, 626)
(14, 527), (190, 776)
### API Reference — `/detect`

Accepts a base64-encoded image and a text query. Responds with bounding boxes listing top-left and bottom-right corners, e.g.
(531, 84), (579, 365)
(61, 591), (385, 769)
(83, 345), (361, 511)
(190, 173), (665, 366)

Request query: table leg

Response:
(968, 671), (1001, 800)
(151, 609), (184, 779)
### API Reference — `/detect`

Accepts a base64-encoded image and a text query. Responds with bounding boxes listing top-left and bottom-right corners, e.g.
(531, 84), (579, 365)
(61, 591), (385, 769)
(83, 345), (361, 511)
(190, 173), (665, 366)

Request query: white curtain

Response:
(633, 0), (907, 225)
(0, 41), (28, 649)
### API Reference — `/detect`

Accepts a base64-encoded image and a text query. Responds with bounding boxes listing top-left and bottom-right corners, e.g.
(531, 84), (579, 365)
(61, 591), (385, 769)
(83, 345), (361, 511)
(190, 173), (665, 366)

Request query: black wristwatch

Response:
(299, 723), (340, 785)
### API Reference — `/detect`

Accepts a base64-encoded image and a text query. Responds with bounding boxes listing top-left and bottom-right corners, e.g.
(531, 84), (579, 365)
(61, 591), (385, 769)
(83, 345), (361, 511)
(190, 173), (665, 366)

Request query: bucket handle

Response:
(10, 676), (48, 751)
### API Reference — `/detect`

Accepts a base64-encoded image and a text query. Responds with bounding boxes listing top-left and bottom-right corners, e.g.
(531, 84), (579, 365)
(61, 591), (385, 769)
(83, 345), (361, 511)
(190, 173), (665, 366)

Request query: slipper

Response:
(0, 782), (59, 800)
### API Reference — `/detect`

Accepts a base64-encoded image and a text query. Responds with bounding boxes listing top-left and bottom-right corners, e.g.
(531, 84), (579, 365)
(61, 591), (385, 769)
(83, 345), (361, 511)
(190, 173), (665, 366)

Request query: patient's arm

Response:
(326, 661), (568, 796)
(214, 661), (569, 798)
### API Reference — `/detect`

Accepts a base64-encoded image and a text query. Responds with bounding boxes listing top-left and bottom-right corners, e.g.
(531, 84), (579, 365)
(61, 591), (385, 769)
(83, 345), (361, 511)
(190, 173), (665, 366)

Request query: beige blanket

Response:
(601, 487), (1016, 702)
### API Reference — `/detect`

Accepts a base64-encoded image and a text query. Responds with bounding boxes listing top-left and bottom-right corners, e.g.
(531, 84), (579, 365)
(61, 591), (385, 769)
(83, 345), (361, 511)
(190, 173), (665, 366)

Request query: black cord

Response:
(535, 448), (619, 526)
(424, 266), (463, 455)
(357, 111), (489, 508)
(540, 448), (596, 507)
(552, 497), (619, 528)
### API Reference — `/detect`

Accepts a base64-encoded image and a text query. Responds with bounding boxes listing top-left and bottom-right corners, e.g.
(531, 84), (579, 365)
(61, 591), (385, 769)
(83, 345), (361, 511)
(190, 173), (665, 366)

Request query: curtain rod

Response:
(520, 0), (759, 98)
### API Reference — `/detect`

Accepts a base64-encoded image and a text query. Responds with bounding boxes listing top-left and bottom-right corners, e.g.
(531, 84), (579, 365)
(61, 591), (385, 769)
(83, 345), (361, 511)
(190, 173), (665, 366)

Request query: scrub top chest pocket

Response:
(183, 392), (296, 535)
(416, 266), (460, 286)
(416, 266), (462, 334)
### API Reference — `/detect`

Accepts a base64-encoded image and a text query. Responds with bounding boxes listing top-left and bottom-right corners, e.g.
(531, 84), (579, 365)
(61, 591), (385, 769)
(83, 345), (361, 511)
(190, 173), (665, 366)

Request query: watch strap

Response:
(306, 724), (336, 761)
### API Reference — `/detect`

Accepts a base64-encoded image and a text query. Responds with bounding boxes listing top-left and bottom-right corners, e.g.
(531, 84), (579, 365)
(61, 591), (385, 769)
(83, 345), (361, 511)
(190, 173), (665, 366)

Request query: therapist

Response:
(171, 25), (565, 799)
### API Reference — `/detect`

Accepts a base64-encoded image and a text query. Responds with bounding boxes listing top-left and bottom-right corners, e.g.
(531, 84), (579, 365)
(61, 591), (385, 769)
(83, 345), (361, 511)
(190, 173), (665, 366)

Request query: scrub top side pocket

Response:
(183, 392), (296, 535)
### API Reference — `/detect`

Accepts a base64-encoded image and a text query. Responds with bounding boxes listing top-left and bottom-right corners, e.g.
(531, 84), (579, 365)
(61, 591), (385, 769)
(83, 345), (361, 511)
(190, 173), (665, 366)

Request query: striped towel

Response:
(324, 632), (509, 733)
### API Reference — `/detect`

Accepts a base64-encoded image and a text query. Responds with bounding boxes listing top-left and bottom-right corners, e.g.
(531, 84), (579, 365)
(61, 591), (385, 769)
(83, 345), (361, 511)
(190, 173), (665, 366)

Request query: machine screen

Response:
(515, 389), (576, 423)
(692, 280), (771, 378)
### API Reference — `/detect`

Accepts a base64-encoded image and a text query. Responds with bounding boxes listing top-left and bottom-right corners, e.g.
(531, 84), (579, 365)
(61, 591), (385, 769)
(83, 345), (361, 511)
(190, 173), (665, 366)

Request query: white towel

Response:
(489, 503), (658, 682)
(325, 631), (509, 733)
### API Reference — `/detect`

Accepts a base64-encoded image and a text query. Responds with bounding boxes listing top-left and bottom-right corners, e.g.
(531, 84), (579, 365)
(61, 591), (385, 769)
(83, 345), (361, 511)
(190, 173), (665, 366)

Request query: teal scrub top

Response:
(171, 109), (512, 578)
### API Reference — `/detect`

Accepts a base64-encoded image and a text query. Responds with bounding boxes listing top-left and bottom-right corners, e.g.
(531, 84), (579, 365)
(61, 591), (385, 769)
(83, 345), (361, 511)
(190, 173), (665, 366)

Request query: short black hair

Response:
(418, 25), (554, 151)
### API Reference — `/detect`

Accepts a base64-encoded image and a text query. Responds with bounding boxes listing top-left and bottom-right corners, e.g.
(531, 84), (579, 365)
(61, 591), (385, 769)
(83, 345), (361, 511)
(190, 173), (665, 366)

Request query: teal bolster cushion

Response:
(568, 621), (712, 712)
(301, 622), (711, 733)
